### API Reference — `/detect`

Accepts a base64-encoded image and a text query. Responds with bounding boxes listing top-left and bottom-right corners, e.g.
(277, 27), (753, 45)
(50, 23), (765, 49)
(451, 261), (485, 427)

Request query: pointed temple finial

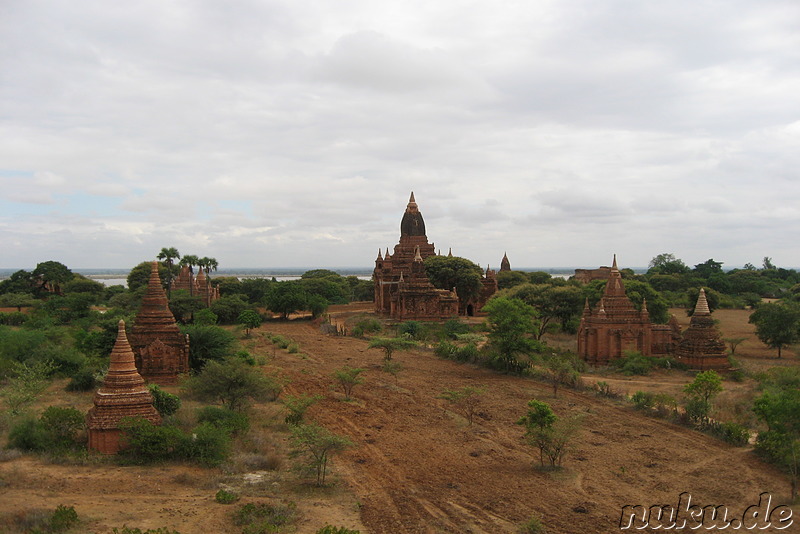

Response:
(376, 249), (383, 261)
(500, 252), (511, 271)
(598, 298), (606, 316)
(612, 254), (618, 271)
(447, 247), (453, 257)
(641, 298), (649, 317)
(414, 245), (423, 262)
(694, 288), (711, 316)
(386, 247), (390, 258)
(409, 191), (416, 204)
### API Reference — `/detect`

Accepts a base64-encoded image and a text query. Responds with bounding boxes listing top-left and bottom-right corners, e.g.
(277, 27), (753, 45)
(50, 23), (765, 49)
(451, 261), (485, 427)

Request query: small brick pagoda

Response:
(173, 265), (220, 306)
(675, 288), (729, 370)
(130, 261), (190, 385)
(578, 256), (680, 365)
(373, 193), (498, 320)
(87, 320), (161, 455)
(500, 252), (511, 272)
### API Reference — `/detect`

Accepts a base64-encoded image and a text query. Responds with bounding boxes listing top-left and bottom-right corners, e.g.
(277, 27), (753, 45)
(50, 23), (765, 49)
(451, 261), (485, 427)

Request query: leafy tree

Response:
(496, 270), (529, 290)
(749, 302), (800, 358)
(32, 260), (74, 293)
(517, 400), (581, 468)
(62, 276), (105, 297)
(0, 269), (34, 295)
(503, 284), (583, 338)
(648, 253), (689, 275)
(482, 297), (540, 372)
(753, 383), (800, 499)
(2, 360), (57, 416)
(237, 310), (261, 336)
(289, 423), (353, 486)
(723, 337), (747, 355)
(179, 254), (200, 274)
(542, 356), (580, 398)
(179, 324), (237, 370)
(439, 386), (485, 426)
(239, 278), (273, 305)
(265, 282), (308, 319)
(683, 370), (723, 426)
(0, 292), (37, 312)
(693, 258), (724, 279)
(168, 290), (204, 323)
(127, 261), (170, 292)
(423, 255), (483, 303)
(307, 294), (329, 319)
(148, 384), (181, 417)
(193, 308), (218, 326)
(283, 393), (322, 425)
(763, 256), (776, 271)
(210, 295), (250, 324)
(183, 358), (282, 411)
(156, 247), (180, 295)
(367, 337), (417, 361)
(332, 366), (365, 400)
(198, 256), (218, 275)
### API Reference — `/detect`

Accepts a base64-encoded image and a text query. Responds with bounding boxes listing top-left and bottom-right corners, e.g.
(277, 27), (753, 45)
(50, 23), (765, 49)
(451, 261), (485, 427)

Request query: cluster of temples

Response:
(87, 261), (190, 454)
(173, 265), (220, 306)
(373, 193), (500, 320)
(578, 257), (728, 370)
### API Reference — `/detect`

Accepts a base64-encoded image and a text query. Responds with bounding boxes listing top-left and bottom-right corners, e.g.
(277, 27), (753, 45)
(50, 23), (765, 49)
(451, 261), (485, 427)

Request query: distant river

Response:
(87, 273), (373, 288)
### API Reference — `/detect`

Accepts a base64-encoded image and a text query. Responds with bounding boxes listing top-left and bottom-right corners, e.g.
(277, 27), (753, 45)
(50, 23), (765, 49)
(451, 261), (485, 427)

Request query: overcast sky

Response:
(1, 1), (799, 271)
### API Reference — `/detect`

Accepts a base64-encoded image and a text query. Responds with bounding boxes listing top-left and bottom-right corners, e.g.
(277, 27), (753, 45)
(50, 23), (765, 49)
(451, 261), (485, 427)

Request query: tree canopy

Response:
(424, 255), (483, 302)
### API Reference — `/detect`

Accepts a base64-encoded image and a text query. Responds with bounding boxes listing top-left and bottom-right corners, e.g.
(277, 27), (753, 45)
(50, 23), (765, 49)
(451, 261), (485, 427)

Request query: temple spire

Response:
(376, 249), (383, 261)
(693, 288), (711, 316)
(414, 245), (423, 262)
(612, 254), (618, 271)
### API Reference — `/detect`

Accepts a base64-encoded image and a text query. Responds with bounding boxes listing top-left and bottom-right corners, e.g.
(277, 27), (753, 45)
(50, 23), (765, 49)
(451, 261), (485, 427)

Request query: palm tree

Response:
(156, 247), (180, 297)
(200, 257), (218, 275)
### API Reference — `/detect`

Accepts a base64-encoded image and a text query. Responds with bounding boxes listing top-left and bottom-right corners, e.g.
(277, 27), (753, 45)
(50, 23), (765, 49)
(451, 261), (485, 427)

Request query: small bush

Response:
(316, 526), (361, 534)
(283, 394), (322, 425)
(443, 318), (470, 339)
(631, 391), (655, 411)
(183, 422), (231, 467)
(710, 421), (751, 446)
(519, 514), (547, 534)
(612, 351), (654, 376)
(215, 489), (240, 504)
(397, 321), (423, 339)
(119, 417), (185, 464)
(0, 311), (27, 326)
(197, 406), (250, 436)
(456, 343), (479, 362)
(39, 406), (85, 449)
(434, 340), (459, 359)
(49, 504), (79, 532)
(7, 417), (50, 451)
(235, 350), (256, 366)
(148, 384), (181, 417)
(65, 367), (98, 391)
(287, 343), (299, 354)
(232, 502), (298, 531)
(351, 318), (381, 338)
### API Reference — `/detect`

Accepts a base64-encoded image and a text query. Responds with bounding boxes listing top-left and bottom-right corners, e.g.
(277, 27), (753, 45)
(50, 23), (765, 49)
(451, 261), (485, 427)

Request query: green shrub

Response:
(183, 422), (231, 467)
(0, 311), (27, 326)
(235, 350), (256, 366)
(631, 391), (655, 411)
(612, 351), (654, 376)
(148, 384), (181, 417)
(351, 318), (381, 338)
(434, 340), (458, 359)
(519, 514), (547, 533)
(283, 394), (322, 425)
(232, 502), (298, 532)
(316, 526), (361, 534)
(49, 504), (79, 532)
(118, 417), (186, 464)
(7, 417), (50, 451)
(197, 406), (250, 436)
(397, 321), (423, 339)
(287, 343), (299, 354)
(711, 421), (751, 446)
(456, 342), (479, 362)
(65, 367), (98, 391)
(39, 406), (85, 449)
(443, 318), (470, 339)
(215, 489), (239, 504)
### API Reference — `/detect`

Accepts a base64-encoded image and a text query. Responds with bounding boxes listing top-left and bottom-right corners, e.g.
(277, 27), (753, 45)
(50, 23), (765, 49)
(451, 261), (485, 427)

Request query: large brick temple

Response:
(130, 261), (190, 384)
(578, 256), (680, 365)
(373, 193), (499, 320)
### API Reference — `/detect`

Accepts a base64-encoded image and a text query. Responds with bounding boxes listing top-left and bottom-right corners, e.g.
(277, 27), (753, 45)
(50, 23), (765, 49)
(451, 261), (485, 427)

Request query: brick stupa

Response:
(578, 256), (679, 365)
(675, 288), (730, 370)
(87, 320), (161, 454)
(131, 261), (190, 385)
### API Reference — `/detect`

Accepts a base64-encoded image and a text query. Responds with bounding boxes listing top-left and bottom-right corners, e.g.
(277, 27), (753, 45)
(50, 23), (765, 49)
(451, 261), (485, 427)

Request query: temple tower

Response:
(500, 253), (511, 272)
(675, 289), (730, 370)
(130, 261), (190, 385)
(87, 320), (161, 455)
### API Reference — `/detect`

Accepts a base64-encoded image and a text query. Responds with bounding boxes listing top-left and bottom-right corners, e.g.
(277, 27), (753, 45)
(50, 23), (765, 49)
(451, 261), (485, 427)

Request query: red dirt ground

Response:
(1, 304), (797, 533)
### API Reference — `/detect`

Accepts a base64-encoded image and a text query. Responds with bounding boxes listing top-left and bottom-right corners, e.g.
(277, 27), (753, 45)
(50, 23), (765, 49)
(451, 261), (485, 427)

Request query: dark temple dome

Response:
(400, 192), (426, 237)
